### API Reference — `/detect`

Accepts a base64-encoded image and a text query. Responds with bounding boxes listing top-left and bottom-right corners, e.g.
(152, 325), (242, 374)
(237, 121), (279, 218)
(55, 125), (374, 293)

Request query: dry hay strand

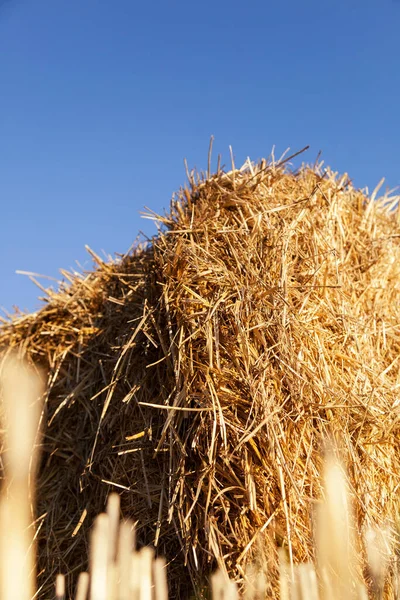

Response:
(1, 154), (400, 598)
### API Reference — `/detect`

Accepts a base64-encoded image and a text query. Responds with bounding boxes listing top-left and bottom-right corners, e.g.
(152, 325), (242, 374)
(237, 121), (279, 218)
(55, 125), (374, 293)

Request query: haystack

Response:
(1, 152), (400, 598)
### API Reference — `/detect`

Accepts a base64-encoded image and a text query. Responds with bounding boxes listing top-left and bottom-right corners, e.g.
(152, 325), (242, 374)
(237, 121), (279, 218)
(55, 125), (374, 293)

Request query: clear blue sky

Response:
(1, 0), (399, 315)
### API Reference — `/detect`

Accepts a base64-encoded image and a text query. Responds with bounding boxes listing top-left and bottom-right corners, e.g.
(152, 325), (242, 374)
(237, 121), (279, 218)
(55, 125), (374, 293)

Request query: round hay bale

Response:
(1, 157), (400, 598)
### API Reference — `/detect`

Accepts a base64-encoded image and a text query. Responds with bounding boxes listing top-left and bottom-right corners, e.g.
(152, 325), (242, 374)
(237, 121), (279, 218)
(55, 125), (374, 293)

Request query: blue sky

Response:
(1, 0), (399, 315)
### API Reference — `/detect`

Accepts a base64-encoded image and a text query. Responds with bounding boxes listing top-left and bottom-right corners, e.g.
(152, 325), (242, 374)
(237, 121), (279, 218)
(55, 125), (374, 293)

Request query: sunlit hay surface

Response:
(1, 154), (400, 598)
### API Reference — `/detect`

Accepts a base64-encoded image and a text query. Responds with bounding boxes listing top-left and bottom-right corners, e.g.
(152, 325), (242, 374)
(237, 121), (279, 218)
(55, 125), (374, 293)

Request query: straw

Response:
(1, 154), (399, 597)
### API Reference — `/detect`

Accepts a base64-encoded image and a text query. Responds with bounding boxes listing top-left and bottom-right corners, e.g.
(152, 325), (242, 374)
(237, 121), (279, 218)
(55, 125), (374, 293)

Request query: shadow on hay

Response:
(0, 246), (200, 598)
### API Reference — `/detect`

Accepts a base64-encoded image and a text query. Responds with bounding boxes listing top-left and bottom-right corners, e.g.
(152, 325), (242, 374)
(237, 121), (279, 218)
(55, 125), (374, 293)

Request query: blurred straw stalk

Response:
(0, 354), (44, 600)
(1, 355), (399, 599)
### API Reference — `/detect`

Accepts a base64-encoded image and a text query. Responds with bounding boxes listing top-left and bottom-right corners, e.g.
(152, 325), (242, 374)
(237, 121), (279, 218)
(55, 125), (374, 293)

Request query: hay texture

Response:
(1, 155), (400, 598)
